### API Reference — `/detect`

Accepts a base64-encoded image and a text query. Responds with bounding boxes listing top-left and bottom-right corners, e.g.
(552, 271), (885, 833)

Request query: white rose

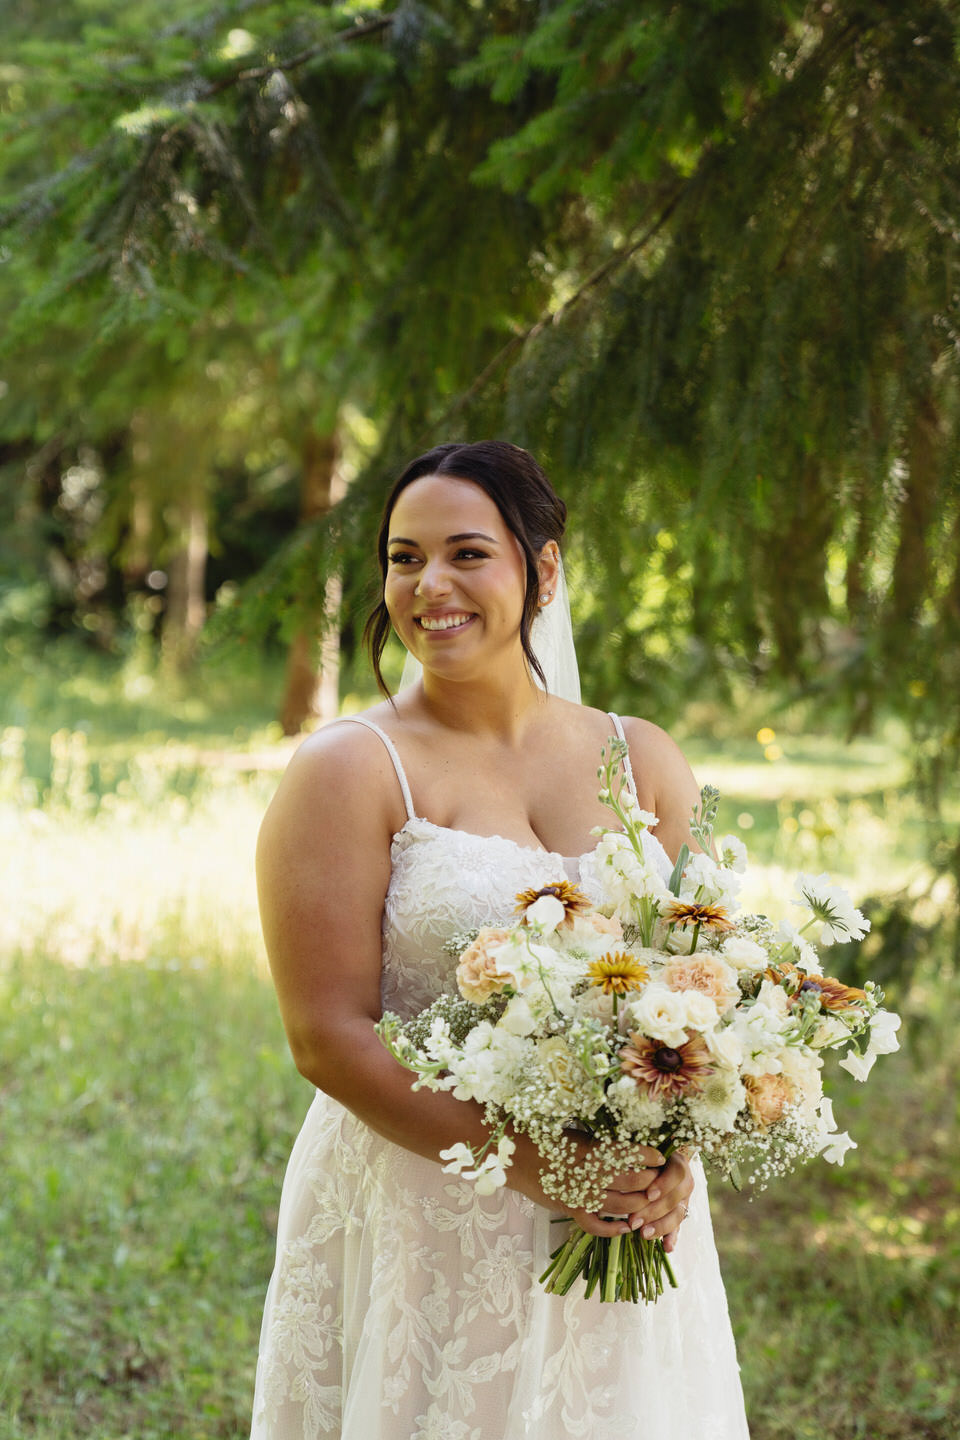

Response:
(499, 994), (538, 1036)
(721, 936), (768, 973)
(627, 982), (690, 1046)
(677, 989), (721, 1033)
(524, 894), (566, 933)
(705, 1024), (744, 1069)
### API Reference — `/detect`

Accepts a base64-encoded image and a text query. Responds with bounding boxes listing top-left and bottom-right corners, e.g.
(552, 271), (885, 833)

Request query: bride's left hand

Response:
(630, 1151), (694, 1254)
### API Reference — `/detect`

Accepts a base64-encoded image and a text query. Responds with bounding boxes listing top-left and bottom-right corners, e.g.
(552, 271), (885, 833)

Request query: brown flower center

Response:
(653, 1046), (683, 1072)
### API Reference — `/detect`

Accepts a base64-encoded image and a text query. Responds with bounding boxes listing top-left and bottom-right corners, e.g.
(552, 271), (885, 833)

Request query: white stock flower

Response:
(621, 792), (659, 829)
(756, 978), (790, 1019)
(721, 935), (769, 973)
(680, 852), (742, 908)
(732, 1003), (788, 1076)
(627, 982), (691, 1046)
(792, 873), (870, 946)
(524, 894), (566, 933)
(716, 834), (748, 873)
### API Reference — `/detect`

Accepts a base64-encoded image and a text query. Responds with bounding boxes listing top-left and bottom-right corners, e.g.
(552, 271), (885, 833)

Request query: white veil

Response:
(399, 554), (581, 703)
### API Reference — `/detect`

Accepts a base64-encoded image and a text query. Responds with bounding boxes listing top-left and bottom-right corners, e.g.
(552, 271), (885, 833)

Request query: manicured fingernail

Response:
(642, 1224), (656, 1238)
(647, 1188), (660, 1202)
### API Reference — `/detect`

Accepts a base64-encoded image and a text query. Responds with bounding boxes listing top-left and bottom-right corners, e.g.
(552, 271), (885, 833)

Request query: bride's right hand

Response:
(562, 1145), (666, 1238)
(508, 1133), (666, 1238)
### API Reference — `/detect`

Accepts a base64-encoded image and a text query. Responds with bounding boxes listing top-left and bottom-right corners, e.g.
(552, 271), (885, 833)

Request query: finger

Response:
(607, 1166), (661, 1194)
(635, 1198), (691, 1240)
(569, 1208), (632, 1238)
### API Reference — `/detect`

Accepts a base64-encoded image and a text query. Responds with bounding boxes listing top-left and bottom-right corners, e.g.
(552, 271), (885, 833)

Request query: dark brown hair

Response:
(364, 440), (567, 696)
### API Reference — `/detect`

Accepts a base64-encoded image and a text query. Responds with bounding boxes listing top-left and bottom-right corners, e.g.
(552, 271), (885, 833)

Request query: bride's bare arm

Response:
(256, 725), (683, 1240)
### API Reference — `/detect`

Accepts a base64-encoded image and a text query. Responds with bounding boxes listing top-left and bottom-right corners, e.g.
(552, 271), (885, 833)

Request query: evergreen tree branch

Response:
(425, 181), (688, 439)
(203, 14), (395, 98)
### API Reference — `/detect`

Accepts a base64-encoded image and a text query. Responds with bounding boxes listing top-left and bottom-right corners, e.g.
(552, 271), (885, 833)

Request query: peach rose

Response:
(456, 928), (514, 1002)
(743, 1073), (794, 1128)
(664, 953), (740, 1015)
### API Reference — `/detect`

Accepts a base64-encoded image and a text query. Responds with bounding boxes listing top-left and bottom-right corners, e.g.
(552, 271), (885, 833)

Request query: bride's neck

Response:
(417, 665), (545, 741)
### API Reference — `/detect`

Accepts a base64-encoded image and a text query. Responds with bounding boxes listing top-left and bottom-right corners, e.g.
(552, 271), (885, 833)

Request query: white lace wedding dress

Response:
(250, 716), (750, 1439)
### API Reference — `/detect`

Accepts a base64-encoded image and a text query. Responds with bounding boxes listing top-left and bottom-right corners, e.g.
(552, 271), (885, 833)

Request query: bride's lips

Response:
(414, 611), (476, 634)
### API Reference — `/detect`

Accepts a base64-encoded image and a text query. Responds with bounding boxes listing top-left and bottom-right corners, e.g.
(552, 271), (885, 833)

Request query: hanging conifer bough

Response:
(2, 2), (959, 945)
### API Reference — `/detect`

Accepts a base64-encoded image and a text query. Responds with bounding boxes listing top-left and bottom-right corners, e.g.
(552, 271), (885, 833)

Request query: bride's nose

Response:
(414, 559), (454, 598)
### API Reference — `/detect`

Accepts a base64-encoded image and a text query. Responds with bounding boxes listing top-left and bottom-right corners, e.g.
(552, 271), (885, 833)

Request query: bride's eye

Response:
(388, 551), (419, 566)
(455, 548), (487, 561)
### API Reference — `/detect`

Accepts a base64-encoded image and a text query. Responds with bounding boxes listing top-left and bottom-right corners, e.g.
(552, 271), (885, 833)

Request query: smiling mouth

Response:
(415, 613), (475, 632)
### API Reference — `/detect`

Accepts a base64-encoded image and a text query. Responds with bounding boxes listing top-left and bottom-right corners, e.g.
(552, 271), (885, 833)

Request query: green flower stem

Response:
(543, 1227), (594, 1293)
(602, 1234), (622, 1303)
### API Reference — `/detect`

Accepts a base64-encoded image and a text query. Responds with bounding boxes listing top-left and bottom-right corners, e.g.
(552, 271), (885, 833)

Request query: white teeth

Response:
(419, 613), (472, 631)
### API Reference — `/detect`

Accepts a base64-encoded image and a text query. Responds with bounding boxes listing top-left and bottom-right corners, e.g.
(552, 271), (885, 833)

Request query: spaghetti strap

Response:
(338, 716), (417, 822)
(607, 712), (639, 800)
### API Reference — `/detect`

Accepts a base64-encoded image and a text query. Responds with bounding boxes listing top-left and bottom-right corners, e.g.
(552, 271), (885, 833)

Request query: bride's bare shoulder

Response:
(260, 707), (409, 845)
(616, 714), (701, 851)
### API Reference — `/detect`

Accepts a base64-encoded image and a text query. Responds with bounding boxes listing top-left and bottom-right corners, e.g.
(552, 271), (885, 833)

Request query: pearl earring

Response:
(539, 591), (552, 604)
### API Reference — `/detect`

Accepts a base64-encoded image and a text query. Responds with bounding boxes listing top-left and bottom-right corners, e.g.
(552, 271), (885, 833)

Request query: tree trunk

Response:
(279, 431), (345, 735)
(163, 497), (208, 670)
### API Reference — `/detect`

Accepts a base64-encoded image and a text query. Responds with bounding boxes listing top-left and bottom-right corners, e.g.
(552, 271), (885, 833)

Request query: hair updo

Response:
(364, 440), (567, 697)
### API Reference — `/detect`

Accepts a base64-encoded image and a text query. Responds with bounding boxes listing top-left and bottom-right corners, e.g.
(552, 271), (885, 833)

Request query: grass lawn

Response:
(0, 648), (957, 1438)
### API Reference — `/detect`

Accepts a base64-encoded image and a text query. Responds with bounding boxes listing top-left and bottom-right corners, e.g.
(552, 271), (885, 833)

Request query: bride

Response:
(251, 441), (750, 1438)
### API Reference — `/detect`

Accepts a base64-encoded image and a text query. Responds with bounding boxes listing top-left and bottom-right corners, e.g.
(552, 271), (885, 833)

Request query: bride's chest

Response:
(378, 821), (602, 1018)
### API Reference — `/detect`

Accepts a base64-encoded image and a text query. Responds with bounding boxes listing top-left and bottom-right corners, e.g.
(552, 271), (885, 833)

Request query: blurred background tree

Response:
(2, 0), (958, 920)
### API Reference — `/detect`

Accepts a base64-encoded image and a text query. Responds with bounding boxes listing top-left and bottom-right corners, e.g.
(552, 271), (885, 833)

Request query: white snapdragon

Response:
(792, 873), (870, 946)
(593, 833), (670, 913)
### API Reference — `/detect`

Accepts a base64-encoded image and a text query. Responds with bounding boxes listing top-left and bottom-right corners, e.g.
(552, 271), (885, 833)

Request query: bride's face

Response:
(384, 474), (531, 678)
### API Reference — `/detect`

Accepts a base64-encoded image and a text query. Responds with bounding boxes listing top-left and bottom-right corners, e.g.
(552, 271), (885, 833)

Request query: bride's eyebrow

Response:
(388, 532), (499, 546)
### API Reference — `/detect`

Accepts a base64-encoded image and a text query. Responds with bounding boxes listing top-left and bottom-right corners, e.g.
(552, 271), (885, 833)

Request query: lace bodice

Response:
(382, 815), (671, 1019)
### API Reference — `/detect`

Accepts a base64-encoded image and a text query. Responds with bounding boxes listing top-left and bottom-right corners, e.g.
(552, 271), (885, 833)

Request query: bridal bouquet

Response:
(376, 739), (901, 1303)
